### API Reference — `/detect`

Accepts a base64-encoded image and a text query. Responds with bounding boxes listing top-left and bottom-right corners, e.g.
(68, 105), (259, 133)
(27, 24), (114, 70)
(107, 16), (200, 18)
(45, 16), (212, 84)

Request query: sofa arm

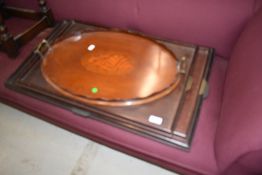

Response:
(215, 7), (262, 175)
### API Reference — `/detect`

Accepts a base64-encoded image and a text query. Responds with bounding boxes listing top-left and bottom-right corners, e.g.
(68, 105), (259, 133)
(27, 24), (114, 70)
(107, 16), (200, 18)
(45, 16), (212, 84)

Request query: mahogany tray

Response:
(6, 20), (213, 149)
(41, 29), (182, 106)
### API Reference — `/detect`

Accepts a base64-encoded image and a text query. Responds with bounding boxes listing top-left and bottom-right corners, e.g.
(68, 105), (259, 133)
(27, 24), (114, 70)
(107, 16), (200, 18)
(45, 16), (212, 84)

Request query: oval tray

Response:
(41, 31), (181, 106)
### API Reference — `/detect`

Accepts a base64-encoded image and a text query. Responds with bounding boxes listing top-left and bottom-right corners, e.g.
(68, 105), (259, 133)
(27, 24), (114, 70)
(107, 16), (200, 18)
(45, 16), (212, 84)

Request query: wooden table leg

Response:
(0, 13), (18, 58)
(38, 0), (54, 26)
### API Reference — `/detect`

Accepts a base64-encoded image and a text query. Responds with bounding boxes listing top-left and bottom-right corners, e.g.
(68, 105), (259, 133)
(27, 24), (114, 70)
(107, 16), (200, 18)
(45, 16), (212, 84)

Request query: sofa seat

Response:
(0, 19), (227, 175)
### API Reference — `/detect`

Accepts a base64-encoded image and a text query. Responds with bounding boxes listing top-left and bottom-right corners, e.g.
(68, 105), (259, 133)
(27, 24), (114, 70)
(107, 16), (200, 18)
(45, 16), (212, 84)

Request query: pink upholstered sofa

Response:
(1, 0), (262, 174)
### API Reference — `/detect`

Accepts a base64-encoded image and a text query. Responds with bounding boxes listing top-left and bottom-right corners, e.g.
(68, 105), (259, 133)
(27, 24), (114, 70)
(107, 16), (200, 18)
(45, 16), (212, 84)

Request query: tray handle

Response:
(34, 39), (51, 59)
(177, 56), (187, 74)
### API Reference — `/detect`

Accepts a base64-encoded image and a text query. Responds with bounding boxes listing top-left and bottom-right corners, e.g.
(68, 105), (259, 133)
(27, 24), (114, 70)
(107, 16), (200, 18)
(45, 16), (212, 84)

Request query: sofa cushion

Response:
(0, 19), (228, 174)
(215, 7), (262, 174)
(223, 150), (262, 175)
(5, 0), (259, 59)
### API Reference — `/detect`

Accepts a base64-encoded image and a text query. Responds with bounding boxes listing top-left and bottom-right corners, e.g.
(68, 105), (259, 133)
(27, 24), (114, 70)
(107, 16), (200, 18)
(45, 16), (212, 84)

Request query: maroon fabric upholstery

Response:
(6, 0), (260, 59)
(215, 8), (262, 175)
(0, 21), (227, 175)
(223, 150), (262, 175)
(2, 0), (262, 174)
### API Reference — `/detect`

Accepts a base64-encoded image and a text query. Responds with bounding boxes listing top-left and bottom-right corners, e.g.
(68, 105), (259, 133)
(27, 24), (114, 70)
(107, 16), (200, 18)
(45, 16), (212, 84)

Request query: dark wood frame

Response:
(0, 0), (54, 57)
(0, 19), (213, 175)
(5, 20), (214, 149)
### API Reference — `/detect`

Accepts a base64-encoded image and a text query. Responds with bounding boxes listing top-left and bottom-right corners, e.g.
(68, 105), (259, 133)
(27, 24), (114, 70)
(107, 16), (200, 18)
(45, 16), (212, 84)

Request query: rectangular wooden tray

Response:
(6, 20), (213, 149)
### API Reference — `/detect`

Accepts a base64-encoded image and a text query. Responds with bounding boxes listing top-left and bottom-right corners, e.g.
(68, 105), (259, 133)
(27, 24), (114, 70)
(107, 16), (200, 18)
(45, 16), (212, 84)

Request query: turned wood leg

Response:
(38, 0), (55, 26)
(0, 13), (18, 57)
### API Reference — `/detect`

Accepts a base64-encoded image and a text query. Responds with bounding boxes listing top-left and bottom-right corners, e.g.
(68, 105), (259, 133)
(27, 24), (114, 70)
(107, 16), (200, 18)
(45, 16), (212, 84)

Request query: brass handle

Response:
(34, 39), (51, 59)
(177, 56), (187, 74)
(199, 79), (209, 98)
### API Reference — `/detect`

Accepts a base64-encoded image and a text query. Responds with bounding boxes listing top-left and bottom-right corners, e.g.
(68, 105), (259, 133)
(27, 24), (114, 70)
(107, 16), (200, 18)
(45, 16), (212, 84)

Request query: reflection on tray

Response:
(6, 20), (213, 149)
(41, 31), (182, 106)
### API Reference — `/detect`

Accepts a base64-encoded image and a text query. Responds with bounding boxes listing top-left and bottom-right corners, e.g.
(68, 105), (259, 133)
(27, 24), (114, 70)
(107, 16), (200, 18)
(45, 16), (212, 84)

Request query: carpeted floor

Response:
(0, 102), (179, 175)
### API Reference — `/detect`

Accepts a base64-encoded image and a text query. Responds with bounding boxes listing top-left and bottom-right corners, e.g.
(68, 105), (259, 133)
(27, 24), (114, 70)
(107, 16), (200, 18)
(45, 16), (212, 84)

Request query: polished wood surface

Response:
(6, 21), (213, 149)
(173, 48), (211, 139)
(41, 31), (180, 106)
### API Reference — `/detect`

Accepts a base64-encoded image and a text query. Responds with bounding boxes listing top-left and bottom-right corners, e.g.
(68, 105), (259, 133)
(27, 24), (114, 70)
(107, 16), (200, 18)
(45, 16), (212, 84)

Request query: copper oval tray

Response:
(41, 31), (181, 106)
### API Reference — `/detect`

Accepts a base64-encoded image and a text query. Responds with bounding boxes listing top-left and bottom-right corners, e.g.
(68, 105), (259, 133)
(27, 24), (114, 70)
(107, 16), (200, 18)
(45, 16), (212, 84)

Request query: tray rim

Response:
(5, 20), (214, 150)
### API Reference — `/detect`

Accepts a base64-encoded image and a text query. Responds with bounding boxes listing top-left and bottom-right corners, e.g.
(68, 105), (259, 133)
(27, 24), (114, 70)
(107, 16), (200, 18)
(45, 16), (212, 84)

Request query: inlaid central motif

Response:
(81, 52), (133, 75)
(41, 31), (180, 106)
